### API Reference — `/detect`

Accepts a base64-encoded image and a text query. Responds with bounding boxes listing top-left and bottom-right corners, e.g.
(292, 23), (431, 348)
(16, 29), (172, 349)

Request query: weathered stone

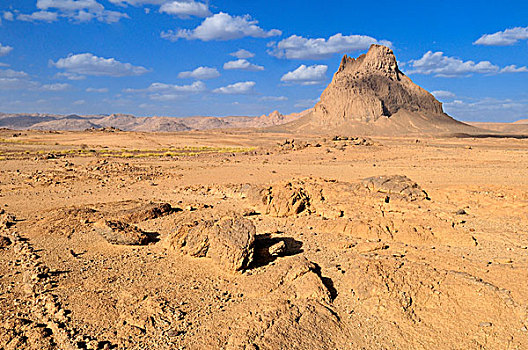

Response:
(260, 181), (311, 217)
(268, 241), (286, 256)
(362, 175), (428, 201)
(171, 214), (256, 271)
(94, 219), (153, 245)
(0, 236), (11, 248)
(118, 202), (175, 223)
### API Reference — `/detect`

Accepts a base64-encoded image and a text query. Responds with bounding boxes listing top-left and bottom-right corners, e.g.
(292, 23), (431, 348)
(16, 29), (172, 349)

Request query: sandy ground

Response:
(1, 128), (527, 349)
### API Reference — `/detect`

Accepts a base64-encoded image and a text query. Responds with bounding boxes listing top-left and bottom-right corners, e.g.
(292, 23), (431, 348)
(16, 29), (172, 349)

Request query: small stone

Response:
(0, 236), (12, 248)
(456, 209), (467, 215)
(93, 219), (155, 245)
(492, 258), (513, 264)
(268, 241), (286, 257)
(167, 329), (185, 337)
(354, 241), (389, 254)
(479, 322), (492, 327)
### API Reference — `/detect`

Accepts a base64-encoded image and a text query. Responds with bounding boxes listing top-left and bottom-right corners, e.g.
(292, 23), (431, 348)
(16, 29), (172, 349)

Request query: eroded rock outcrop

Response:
(260, 181), (312, 217)
(362, 175), (429, 201)
(115, 202), (176, 223)
(170, 214), (256, 271)
(94, 219), (155, 245)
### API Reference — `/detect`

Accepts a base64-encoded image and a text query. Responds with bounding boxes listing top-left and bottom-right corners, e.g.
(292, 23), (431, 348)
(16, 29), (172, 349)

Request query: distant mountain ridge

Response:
(0, 110), (309, 132)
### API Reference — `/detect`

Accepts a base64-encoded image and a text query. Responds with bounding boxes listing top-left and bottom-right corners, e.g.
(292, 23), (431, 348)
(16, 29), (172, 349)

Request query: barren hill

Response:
(0, 110), (305, 132)
(467, 119), (528, 134)
(277, 45), (479, 136)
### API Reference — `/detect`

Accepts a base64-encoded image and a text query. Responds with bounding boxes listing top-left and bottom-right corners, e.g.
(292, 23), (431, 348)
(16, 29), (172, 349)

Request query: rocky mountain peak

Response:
(337, 44), (400, 80)
(312, 44), (444, 124)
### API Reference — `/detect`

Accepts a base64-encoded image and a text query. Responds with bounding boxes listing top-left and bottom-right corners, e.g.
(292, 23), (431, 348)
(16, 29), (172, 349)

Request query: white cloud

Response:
(161, 12), (282, 41)
(444, 97), (528, 122)
(37, 0), (101, 13)
(17, 11), (58, 22)
(0, 69), (37, 90)
(41, 83), (70, 91)
(37, 0), (102, 12)
(149, 81), (206, 92)
(145, 81), (206, 100)
(213, 81), (255, 94)
(98, 10), (129, 23)
(109, 0), (168, 5)
(55, 71), (86, 80)
(73, 99), (85, 105)
(178, 66), (220, 79)
(260, 96), (288, 102)
(500, 65), (528, 73)
(223, 59), (264, 71)
(16, 0), (129, 23)
(0, 69), (74, 92)
(406, 51), (500, 77)
(268, 33), (391, 59)
(149, 94), (184, 101)
(0, 69), (29, 79)
(3, 12), (14, 21)
(125, 80), (206, 94)
(0, 43), (13, 57)
(432, 90), (456, 99)
(159, 1), (210, 18)
(230, 49), (255, 59)
(281, 64), (328, 85)
(52, 53), (149, 77)
(294, 98), (319, 108)
(474, 26), (528, 46)
(86, 87), (109, 92)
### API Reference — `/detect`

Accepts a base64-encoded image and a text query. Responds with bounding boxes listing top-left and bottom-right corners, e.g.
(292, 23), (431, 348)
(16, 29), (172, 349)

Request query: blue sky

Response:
(0, 0), (527, 122)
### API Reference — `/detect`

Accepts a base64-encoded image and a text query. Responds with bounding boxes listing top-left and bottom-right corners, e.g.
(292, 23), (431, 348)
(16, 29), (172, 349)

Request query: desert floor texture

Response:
(0, 128), (527, 349)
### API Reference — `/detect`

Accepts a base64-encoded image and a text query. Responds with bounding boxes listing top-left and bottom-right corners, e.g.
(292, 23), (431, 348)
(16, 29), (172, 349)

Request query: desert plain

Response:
(0, 43), (527, 350)
(0, 127), (527, 349)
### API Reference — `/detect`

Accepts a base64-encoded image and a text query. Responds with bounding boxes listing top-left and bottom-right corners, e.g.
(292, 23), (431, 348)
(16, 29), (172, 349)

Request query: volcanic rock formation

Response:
(282, 44), (478, 135)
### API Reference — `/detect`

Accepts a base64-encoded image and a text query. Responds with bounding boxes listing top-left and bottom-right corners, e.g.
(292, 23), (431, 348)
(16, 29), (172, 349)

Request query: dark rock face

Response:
(0, 236), (11, 248)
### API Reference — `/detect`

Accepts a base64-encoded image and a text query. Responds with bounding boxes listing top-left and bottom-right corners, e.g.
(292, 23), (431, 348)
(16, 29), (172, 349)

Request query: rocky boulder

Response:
(171, 214), (256, 271)
(94, 219), (154, 245)
(362, 175), (429, 201)
(259, 181), (311, 217)
(116, 202), (176, 223)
